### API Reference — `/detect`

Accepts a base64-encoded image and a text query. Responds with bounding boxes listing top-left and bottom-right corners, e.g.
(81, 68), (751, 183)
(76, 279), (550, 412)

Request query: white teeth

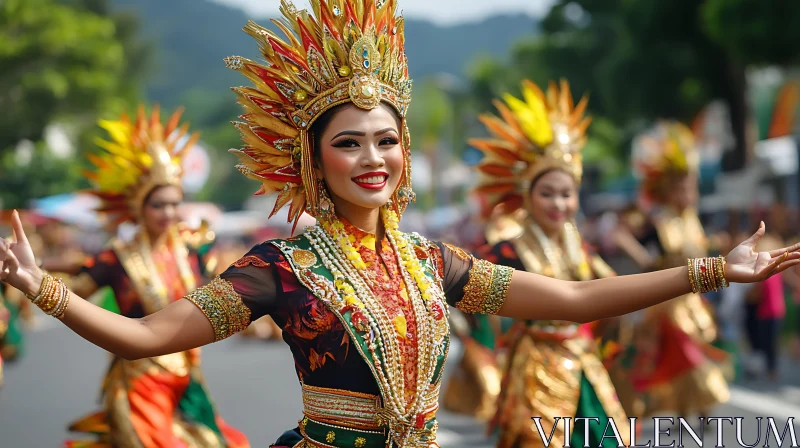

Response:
(355, 175), (387, 184)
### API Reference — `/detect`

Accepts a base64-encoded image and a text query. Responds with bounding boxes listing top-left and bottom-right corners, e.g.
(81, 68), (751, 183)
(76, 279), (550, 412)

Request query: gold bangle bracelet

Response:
(27, 274), (70, 318)
(688, 257), (729, 294)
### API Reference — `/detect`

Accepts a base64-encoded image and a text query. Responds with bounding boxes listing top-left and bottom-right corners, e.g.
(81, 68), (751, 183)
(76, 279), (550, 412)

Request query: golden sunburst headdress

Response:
(631, 120), (699, 204)
(84, 105), (199, 227)
(224, 0), (414, 229)
(470, 79), (590, 216)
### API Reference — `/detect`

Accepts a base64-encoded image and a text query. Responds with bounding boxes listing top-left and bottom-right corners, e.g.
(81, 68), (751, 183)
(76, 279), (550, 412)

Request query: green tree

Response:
(469, 0), (800, 175)
(0, 0), (151, 208)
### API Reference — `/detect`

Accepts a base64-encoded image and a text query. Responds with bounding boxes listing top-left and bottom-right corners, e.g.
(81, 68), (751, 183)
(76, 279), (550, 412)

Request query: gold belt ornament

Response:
(300, 384), (440, 447)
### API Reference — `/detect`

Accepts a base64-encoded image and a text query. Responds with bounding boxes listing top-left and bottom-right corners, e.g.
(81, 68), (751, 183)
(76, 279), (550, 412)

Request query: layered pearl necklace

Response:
(306, 206), (445, 441)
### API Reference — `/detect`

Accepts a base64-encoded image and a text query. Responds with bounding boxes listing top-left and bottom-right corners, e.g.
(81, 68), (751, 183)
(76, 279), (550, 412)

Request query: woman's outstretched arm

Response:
(60, 293), (214, 360)
(0, 211), (215, 360)
(495, 223), (800, 323)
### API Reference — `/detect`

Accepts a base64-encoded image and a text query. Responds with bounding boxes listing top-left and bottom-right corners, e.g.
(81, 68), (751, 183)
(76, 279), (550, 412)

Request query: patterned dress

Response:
(184, 218), (514, 447)
(480, 215), (629, 448)
(65, 234), (249, 448)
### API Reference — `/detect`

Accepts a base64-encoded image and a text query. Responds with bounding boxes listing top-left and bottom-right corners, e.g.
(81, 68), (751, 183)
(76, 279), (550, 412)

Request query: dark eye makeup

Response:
(331, 136), (399, 148)
(332, 138), (360, 148)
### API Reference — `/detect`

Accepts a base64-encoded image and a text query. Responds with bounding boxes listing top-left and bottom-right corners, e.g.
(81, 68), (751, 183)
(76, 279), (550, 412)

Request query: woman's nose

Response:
(361, 144), (385, 167)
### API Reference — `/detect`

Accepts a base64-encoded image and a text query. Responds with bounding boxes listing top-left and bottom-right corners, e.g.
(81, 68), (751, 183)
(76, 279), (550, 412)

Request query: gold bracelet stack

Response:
(687, 256), (729, 294)
(25, 273), (70, 320)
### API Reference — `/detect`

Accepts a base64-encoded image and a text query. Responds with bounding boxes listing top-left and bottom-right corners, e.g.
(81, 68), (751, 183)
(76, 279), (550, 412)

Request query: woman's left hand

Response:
(724, 222), (800, 283)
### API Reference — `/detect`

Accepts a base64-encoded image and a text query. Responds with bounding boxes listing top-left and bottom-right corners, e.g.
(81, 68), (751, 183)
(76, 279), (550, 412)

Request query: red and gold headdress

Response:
(224, 0), (414, 228)
(470, 79), (590, 216)
(631, 120), (699, 204)
(84, 105), (199, 227)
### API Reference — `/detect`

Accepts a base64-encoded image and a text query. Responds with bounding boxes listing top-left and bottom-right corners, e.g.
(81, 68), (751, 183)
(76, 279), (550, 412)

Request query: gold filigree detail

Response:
(299, 416), (309, 431)
(354, 437), (366, 447)
(233, 255), (271, 268)
(325, 431), (336, 443)
(292, 249), (318, 268)
(184, 276), (251, 341)
(456, 259), (513, 315)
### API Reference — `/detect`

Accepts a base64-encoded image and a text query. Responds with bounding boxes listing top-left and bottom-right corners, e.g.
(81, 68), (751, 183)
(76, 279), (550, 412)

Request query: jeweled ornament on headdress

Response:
(224, 0), (415, 229)
(84, 105), (199, 227)
(631, 120), (699, 204)
(470, 79), (590, 216)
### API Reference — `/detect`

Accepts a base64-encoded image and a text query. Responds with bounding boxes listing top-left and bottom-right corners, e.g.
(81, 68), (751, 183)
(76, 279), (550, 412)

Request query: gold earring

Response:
(317, 179), (335, 221)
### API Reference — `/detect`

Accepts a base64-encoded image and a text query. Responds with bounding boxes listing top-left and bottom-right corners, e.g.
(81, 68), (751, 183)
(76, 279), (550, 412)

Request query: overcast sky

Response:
(210, 0), (556, 25)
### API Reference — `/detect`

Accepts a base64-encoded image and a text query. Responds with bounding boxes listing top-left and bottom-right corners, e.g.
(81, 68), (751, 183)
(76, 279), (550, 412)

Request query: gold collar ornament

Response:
(470, 79), (590, 217)
(84, 105), (199, 228)
(224, 0), (415, 230)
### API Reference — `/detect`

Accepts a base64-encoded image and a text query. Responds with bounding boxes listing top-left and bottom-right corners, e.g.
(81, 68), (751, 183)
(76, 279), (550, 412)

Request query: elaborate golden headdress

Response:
(84, 105), (199, 227)
(224, 0), (414, 229)
(631, 120), (699, 204)
(470, 79), (590, 216)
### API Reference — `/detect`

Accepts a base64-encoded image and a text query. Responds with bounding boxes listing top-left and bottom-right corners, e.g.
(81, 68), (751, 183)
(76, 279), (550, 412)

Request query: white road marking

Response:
(728, 386), (800, 419)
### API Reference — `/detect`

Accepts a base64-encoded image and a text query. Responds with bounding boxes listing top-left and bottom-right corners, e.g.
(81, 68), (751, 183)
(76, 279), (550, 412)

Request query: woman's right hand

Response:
(0, 210), (43, 297)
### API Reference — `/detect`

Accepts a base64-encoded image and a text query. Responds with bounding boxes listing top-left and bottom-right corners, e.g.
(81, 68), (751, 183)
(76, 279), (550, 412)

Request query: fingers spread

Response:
(761, 252), (788, 279)
(776, 259), (800, 275)
(770, 242), (800, 258)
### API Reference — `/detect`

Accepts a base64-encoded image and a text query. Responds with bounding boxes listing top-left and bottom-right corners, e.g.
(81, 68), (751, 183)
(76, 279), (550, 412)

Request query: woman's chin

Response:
(342, 193), (393, 211)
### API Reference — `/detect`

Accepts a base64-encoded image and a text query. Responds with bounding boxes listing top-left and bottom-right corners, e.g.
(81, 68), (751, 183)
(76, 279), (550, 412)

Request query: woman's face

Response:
(316, 103), (404, 215)
(528, 170), (579, 236)
(141, 185), (183, 236)
(667, 174), (698, 211)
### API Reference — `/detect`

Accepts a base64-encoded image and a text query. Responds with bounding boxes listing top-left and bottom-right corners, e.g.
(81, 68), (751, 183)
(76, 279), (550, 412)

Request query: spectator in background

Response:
(744, 234), (786, 381)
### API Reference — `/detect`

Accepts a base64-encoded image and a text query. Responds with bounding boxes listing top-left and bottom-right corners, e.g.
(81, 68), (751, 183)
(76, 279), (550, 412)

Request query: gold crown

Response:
(224, 0), (414, 228)
(84, 105), (199, 227)
(631, 120), (699, 203)
(470, 79), (590, 216)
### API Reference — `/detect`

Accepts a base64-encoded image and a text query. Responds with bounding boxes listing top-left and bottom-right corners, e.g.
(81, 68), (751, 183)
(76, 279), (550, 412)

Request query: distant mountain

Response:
(110, 0), (539, 110)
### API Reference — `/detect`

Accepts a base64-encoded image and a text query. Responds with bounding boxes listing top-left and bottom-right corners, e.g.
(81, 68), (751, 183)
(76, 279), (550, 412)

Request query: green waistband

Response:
(299, 416), (439, 447)
(301, 417), (386, 447)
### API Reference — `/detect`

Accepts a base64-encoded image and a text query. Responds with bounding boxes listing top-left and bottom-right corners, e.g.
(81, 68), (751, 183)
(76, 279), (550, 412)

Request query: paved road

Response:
(2, 320), (800, 447)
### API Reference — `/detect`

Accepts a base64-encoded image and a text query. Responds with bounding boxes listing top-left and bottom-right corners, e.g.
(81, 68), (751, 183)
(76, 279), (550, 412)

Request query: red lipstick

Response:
(352, 171), (389, 190)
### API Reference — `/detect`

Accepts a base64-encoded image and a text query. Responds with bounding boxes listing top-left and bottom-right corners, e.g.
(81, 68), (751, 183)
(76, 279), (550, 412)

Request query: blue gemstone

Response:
(364, 60), (370, 68)
(363, 49), (368, 58)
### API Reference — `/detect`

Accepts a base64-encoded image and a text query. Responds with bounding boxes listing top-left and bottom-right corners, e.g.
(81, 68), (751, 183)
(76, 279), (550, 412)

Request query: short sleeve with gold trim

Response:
(429, 241), (515, 315)
(184, 242), (281, 341)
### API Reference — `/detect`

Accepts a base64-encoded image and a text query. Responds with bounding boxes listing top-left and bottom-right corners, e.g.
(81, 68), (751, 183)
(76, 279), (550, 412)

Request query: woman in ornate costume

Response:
(469, 79), (629, 448)
(0, 2), (798, 447)
(612, 120), (731, 418)
(441, 306), (503, 421)
(56, 106), (249, 448)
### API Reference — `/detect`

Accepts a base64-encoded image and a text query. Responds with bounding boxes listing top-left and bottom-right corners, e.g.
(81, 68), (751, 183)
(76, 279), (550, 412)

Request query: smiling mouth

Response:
(352, 173), (389, 190)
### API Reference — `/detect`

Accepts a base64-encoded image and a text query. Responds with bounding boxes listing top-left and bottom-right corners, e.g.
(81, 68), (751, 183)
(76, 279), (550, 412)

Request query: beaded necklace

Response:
(527, 219), (588, 280)
(310, 206), (446, 443)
